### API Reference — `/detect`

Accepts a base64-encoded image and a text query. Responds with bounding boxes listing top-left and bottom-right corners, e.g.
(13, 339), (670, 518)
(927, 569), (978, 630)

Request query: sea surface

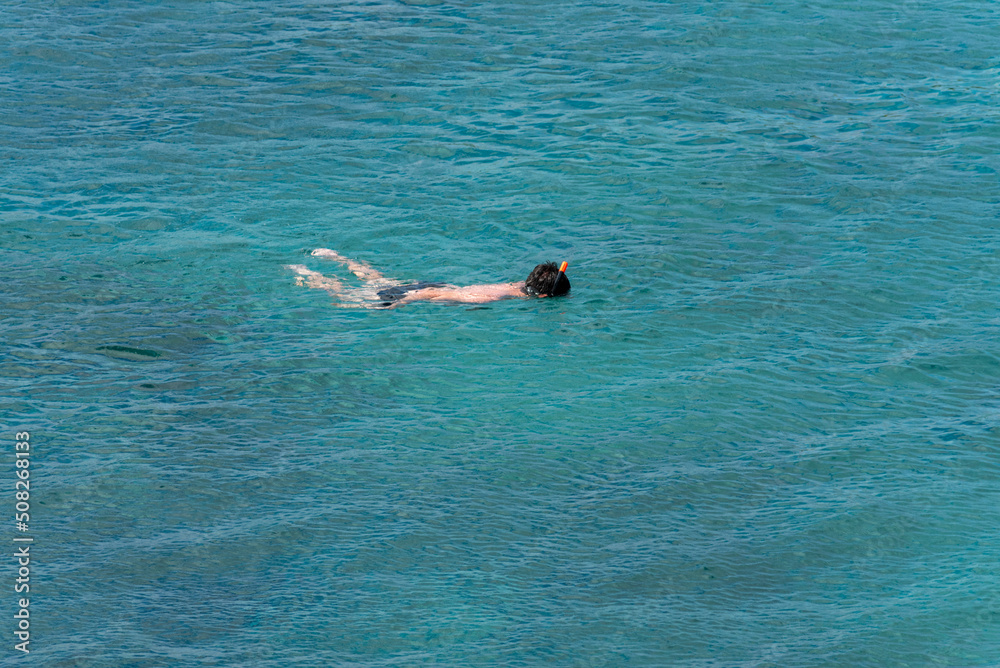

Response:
(2, 0), (999, 665)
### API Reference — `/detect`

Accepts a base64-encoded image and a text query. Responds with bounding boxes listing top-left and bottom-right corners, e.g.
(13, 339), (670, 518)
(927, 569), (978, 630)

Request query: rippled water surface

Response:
(3, 0), (1000, 665)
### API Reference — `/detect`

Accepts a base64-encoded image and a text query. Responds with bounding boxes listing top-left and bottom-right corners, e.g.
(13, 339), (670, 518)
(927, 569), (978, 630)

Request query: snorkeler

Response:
(288, 249), (570, 308)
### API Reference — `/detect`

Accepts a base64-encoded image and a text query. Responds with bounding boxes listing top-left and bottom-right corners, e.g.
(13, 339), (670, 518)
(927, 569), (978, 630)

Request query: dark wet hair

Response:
(524, 262), (570, 297)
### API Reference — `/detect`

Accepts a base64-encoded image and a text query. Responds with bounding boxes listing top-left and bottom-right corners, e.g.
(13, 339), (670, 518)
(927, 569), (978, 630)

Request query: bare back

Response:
(393, 282), (525, 306)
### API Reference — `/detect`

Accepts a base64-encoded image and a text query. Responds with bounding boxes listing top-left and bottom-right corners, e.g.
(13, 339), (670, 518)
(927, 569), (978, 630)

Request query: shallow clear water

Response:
(3, 0), (999, 665)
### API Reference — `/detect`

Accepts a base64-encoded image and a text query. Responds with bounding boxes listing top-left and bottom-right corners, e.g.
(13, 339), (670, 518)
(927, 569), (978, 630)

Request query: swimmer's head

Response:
(524, 262), (570, 297)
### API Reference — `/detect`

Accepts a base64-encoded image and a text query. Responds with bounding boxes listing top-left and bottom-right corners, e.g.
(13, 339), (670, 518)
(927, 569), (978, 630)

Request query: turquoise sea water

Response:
(3, 0), (999, 664)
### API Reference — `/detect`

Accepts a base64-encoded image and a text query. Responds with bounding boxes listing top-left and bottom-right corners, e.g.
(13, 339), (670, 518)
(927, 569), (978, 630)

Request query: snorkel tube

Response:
(551, 261), (568, 295)
(553, 261), (568, 293)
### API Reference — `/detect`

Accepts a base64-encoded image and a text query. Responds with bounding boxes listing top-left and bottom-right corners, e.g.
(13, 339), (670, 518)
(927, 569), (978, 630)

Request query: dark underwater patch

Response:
(96, 345), (163, 360)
